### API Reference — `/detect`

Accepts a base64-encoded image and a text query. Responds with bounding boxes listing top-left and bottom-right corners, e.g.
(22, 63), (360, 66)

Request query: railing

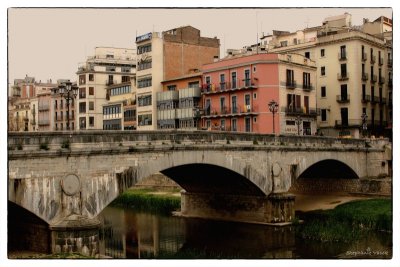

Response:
(281, 106), (319, 116)
(124, 116), (136, 122)
(201, 79), (258, 94)
(338, 52), (347, 60)
(38, 104), (50, 111)
(335, 119), (362, 127)
(379, 57), (384, 65)
(336, 94), (350, 103)
(286, 80), (297, 89)
(370, 55), (376, 64)
(371, 96), (379, 104)
(370, 75), (377, 83)
(361, 94), (371, 103)
(337, 72), (349, 80)
(302, 84), (313, 91)
(202, 105), (258, 117)
(106, 80), (114, 86)
(361, 52), (367, 61)
(379, 76), (385, 84)
(361, 72), (368, 81)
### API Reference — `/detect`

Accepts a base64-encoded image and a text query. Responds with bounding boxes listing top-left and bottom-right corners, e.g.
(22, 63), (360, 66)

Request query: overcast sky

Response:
(8, 7), (392, 83)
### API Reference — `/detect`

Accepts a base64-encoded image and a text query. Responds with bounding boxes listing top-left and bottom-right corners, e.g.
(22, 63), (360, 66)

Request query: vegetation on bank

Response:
(9, 252), (93, 259)
(110, 188), (181, 214)
(296, 198), (392, 243)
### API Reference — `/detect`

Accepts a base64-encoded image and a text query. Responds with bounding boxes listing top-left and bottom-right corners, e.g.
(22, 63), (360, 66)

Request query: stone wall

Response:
(134, 173), (181, 190)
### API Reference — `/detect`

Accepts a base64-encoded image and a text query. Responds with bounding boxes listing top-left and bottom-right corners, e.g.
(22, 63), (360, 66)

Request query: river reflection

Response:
(98, 206), (391, 259)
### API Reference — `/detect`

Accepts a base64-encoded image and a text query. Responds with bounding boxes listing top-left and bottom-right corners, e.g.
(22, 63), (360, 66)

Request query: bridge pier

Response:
(49, 214), (101, 256)
(180, 191), (295, 225)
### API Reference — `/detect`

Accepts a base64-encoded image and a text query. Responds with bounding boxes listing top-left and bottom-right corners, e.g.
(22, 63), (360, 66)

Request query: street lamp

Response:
(268, 100), (279, 134)
(295, 115), (302, 136)
(58, 81), (78, 130)
(361, 112), (368, 138)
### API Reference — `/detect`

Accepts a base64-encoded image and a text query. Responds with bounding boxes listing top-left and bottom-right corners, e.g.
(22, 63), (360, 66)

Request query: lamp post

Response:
(361, 112), (368, 138)
(295, 115), (302, 136)
(268, 100), (279, 134)
(58, 81), (78, 131)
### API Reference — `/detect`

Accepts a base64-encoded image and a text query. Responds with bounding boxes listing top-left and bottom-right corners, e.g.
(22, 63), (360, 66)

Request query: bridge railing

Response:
(7, 130), (387, 154)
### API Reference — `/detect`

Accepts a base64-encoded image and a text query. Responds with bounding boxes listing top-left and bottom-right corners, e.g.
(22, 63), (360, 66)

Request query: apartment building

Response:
(51, 79), (77, 131)
(157, 72), (202, 130)
(254, 13), (392, 138)
(135, 26), (220, 130)
(103, 79), (137, 130)
(201, 53), (317, 135)
(36, 81), (57, 131)
(76, 47), (136, 130)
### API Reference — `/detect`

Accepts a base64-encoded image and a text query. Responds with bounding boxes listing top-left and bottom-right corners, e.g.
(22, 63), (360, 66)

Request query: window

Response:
(138, 60), (152, 71)
(138, 95), (152, 106)
(89, 116), (94, 127)
(321, 109), (327, 122)
(110, 85), (131, 96)
(89, 87), (94, 95)
(321, 86), (326, 97)
(89, 74), (94, 81)
(253, 117), (257, 123)
(321, 66), (326, 76)
(303, 72), (311, 87)
(122, 76), (131, 83)
(244, 69), (251, 86)
(320, 49), (325, 57)
(286, 69), (294, 83)
(220, 97), (226, 113)
(122, 66), (131, 73)
(188, 81), (199, 88)
(231, 118), (237, 131)
(138, 77), (152, 88)
(79, 102), (86, 113)
(220, 119), (225, 130)
(371, 86), (375, 99)
(220, 74), (226, 89)
(253, 66), (256, 72)
(305, 51), (310, 59)
(286, 120), (295, 125)
(89, 101), (94, 111)
(106, 54), (114, 59)
(79, 75), (86, 85)
(138, 114), (152, 126)
(341, 63), (347, 77)
(137, 44), (152, 54)
(103, 105), (121, 115)
(245, 117), (251, 132)
(106, 66), (116, 72)
(167, 85), (177, 91)
(340, 45), (346, 59)
(253, 93), (257, 99)
(79, 88), (86, 98)
(231, 72), (237, 89)
(206, 120), (211, 129)
(79, 117), (86, 129)
(280, 41), (288, 47)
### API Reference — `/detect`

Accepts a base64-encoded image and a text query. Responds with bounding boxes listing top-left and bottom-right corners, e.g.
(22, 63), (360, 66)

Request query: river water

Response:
(98, 206), (392, 259)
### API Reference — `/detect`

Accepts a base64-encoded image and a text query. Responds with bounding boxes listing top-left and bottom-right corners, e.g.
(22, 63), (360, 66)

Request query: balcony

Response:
(336, 94), (350, 103)
(370, 75), (377, 83)
(388, 79), (393, 88)
(379, 76), (385, 84)
(285, 80), (297, 89)
(361, 72), (368, 81)
(361, 94), (371, 103)
(337, 72), (349, 81)
(379, 97), (387, 105)
(106, 80), (114, 86)
(361, 52), (367, 61)
(282, 106), (318, 116)
(202, 104), (259, 118)
(370, 55), (376, 64)
(379, 57), (384, 66)
(201, 79), (258, 94)
(370, 96), (379, 104)
(387, 59), (393, 68)
(38, 104), (50, 111)
(302, 84), (313, 91)
(38, 120), (50, 126)
(335, 119), (362, 128)
(338, 52), (347, 61)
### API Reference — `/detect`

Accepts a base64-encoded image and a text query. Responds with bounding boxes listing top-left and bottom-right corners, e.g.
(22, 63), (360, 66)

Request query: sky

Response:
(7, 7), (392, 84)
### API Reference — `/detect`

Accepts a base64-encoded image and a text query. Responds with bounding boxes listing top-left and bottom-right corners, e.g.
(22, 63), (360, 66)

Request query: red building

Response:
(201, 53), (318, 135)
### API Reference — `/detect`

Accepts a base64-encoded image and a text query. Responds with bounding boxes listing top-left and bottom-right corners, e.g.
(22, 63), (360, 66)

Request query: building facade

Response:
(200, 53), (317, 135)
(51, 79), (77, 131)
(255, 13), (392, 138)
(135, 26), (220, 130)
(76, 47), (136, 130)
(157, 72), (202, 130)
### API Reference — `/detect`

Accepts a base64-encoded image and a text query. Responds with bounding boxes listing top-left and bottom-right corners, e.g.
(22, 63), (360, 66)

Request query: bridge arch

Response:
(298, 159), (359, 179)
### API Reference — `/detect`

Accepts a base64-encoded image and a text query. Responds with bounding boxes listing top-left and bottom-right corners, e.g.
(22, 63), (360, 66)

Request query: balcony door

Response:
(232, 95), (237, 113)
(341, 108), (348, 126)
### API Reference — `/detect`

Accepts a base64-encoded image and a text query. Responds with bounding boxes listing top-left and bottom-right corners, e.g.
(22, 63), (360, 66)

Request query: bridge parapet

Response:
(8, 131), (388, 157)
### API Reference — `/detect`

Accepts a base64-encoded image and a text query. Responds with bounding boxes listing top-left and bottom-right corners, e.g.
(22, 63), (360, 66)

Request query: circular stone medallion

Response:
(61, 174), (81, 196)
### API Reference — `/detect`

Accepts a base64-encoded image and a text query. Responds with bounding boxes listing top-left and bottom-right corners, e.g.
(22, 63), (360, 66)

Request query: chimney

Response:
(213, 55), (219, 62)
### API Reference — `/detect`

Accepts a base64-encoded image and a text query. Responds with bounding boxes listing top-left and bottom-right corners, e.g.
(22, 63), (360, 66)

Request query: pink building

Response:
(201, 53), (318, 135)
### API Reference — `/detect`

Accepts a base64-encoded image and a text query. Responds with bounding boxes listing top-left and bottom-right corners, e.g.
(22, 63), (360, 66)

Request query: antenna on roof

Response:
(256, 11), (259, 54)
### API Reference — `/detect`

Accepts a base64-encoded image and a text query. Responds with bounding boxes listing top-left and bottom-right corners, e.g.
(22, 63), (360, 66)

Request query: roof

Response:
(161, 72), (202, 83)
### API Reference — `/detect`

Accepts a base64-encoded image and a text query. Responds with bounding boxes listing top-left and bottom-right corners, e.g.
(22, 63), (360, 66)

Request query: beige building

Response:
(76, 47), (136, 130)
(135, 26), (220, 130)
(255, 13), (392, 138)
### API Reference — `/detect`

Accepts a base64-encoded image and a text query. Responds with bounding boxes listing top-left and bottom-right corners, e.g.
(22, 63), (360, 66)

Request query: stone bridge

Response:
(8, 131), (391, 230)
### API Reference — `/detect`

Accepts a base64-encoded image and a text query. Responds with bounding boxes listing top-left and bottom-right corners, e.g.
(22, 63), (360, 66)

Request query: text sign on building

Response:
(136, 33), (152, 43)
